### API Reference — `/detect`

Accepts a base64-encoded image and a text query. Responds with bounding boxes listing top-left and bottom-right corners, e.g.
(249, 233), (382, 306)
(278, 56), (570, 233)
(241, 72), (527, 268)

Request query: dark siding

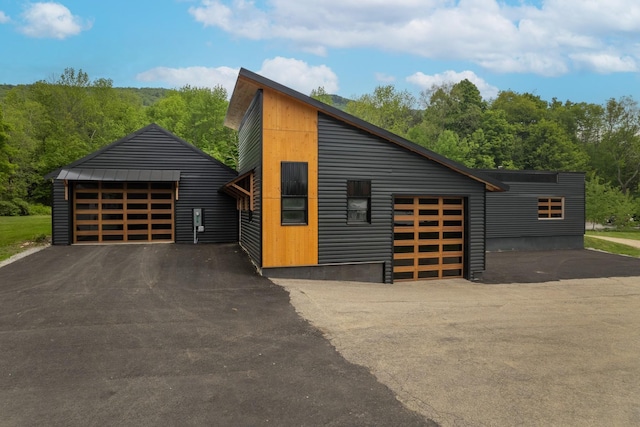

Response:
(51, 125), (238, 244)
(485, 172), (585, 250)
(318, 114), (487, 283)
(51, 180), (70, 245)
(237, 92), (263, 265)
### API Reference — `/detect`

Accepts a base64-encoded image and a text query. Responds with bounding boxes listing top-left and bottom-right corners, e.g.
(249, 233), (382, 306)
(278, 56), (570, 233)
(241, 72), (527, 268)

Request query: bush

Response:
(0, 201), (20, 216)
(11, 198), (30, 216)
(28, 204), (52, 215)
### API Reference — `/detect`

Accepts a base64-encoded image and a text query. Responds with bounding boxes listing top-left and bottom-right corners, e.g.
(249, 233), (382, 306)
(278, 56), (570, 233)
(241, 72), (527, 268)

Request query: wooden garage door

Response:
(393, 196), (464, 281)
(73, 182), (174, 243)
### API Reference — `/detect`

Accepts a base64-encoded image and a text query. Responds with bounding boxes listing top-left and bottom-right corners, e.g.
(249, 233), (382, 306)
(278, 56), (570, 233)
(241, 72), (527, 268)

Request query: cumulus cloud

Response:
(0, 11), (10, 24)
(136, 66), (240, 95)
(136, 57), (339, 96)
(187, 0), (640, 76)
(258, 57), (339, 94)
(407, 70), (499, 100)
(19, 2), (91, 39)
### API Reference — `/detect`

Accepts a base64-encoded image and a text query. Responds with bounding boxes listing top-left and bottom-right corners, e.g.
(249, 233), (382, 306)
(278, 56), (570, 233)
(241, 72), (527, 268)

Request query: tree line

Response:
(1, 67), (638, 226)
(315, 81), (640, 227)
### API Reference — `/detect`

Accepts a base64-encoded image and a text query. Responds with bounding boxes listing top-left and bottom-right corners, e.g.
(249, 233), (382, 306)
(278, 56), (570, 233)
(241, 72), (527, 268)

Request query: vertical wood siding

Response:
(317, 114), (487, 283)
(50, 125), (238, 244)
(238, 92), (263, 265)
(261, 89), (318, 267)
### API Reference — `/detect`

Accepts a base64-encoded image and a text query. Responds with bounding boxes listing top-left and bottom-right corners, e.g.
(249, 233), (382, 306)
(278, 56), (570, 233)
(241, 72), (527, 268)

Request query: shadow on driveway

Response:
(0, 244), (428, 426)
(482, 249), (640, 284)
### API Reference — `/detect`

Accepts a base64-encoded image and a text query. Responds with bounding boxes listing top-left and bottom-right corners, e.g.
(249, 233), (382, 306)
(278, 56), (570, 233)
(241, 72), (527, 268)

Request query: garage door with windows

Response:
(73, 181), (175, 243)
(393, 196), (465, 282)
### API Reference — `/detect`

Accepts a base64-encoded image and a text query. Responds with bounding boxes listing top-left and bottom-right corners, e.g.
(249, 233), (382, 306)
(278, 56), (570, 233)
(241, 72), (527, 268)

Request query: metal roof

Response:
(225, 68), (508, 192)
(54, 168), (181, 182)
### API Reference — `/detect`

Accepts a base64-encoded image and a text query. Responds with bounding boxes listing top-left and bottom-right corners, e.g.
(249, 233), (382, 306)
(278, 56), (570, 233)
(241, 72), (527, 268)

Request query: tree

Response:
(310, 87), (333, 106)
(598, 97), (640, 194)
(345, 85), (417, 138)
(146, 85), (238, 167)
(586, 175), (637, 228)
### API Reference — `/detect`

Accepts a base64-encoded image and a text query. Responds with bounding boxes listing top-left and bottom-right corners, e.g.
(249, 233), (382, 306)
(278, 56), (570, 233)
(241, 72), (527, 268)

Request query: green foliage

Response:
(586, 175), (637, 228)
(310, 87), (334, 106)
(345, 85), (417, 138)
(146, 85), (238, 167)
(0, 200), (20, 216)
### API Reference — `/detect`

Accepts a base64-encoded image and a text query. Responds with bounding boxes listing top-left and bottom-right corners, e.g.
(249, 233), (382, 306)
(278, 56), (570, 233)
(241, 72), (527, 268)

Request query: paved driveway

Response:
(275, 250), (640, 426)
(0, 244), (426, 426)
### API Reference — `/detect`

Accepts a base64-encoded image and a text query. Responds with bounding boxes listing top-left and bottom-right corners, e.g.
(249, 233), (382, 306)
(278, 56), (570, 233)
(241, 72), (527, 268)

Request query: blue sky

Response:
(1, 0), (639, 106)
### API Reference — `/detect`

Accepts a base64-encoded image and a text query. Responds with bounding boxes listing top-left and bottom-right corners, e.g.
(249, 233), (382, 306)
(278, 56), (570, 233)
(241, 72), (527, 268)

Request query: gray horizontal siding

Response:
(485, 172), (585, 245)
(51, 180), (70, 245)
(318, 114), (487, 283)
(51, 125), (238, 244)
(237, 92), (262, 266)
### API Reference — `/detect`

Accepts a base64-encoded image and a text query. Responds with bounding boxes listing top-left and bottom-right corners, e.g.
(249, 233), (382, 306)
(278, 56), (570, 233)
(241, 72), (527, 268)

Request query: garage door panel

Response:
(73, 181), (174, 244)
(393, 196), (464, 282)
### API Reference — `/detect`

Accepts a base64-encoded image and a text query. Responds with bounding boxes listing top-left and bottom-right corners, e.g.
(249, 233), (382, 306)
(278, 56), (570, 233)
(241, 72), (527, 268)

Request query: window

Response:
(347, 180), (371, 223)
(538, 197), (564, 219)
(281, 162), (308, 224)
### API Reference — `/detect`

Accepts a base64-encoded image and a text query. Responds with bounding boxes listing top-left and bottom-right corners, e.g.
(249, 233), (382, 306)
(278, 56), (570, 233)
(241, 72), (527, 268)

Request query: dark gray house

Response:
(222, 68), (509, 283)
(482, 170), (585, 251)
(46, 123), (238, 245)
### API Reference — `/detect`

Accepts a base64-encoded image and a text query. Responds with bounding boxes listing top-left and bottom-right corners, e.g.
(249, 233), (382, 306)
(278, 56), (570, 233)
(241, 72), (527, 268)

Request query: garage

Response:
(47, 124), (239, 245)
(72, 180), (175, 243)
(393, 196), (465, 281)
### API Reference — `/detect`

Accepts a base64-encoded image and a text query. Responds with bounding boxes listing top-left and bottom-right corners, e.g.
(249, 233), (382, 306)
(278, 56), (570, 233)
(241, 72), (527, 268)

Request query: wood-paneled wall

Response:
(262, 88), (318, 267)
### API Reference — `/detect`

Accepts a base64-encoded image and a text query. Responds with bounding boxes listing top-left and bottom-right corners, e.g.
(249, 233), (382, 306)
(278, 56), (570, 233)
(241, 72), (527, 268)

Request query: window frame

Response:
(281, 162), (308, 225)
(538, 196), (564, 220)
(347, 179), (372, 224)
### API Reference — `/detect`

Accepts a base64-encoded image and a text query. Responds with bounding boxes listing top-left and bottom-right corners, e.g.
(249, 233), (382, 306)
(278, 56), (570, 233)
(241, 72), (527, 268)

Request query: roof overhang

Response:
(225, 68), (508, 192)
(52, 168), (181, 182)
(222, 169), (254, 211)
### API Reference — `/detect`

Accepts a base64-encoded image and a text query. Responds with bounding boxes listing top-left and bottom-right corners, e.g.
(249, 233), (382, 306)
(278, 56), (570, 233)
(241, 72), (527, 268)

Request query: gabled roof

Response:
(225, 68), (507, 192)
(45, 123), (237, 179)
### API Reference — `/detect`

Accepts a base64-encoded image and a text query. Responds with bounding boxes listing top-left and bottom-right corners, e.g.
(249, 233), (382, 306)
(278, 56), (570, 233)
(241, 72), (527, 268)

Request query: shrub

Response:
(28, 204), (52, 215)
(11, 198), (31, 216)
(0, 201), (20, 216)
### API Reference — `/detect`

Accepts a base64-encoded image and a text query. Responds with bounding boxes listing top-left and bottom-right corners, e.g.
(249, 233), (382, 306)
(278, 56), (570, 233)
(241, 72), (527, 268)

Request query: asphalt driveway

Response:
(0, 244), (427, 426)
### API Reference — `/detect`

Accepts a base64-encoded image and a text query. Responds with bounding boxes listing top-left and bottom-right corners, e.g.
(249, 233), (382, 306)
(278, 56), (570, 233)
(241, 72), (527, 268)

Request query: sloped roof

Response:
(225, 68), (507, 192)
(45, 123), (237, 180)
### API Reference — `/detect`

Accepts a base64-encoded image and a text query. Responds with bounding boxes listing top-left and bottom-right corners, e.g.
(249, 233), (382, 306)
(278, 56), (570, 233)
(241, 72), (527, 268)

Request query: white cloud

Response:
(136, 66), (240, 95)
(19, 2), (91, 39)
(135, 57), (339, 96)
(0, 11), (10, 24)
(569, 53), (638, 74)
(407, 70), (499, 100)
(187, 0), (640, 76)
(257, 57), (339, 94)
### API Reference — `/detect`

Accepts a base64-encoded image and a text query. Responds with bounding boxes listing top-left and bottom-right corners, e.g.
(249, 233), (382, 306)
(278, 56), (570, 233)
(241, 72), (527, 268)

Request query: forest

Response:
(0, 67), (638, 226)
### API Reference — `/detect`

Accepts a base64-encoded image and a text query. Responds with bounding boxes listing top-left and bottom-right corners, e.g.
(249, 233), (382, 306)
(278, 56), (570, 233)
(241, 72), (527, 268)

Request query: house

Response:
(46, 124), (238, 245)
(46, 69), (585, 285)
(221, 68), (509, 283)
(482, 170), (585, 251)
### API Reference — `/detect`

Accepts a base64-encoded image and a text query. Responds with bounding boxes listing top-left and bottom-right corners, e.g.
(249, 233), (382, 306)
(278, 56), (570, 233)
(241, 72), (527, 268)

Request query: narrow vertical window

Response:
(281, 162), (308, 225)
(538, 197), (564, 219)
(347, 180), (371, 224)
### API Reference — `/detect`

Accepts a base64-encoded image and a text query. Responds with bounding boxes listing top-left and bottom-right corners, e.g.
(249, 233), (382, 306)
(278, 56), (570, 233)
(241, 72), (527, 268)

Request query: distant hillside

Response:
(0, 83), (351, 110)
(0, 84), (170, 107)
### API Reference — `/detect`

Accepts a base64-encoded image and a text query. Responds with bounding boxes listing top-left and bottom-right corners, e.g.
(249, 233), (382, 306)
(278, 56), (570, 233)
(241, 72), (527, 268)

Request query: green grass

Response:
(585, 230), (640, 241)
(584, 236), (640, 258)
(0, 215), (51, 262)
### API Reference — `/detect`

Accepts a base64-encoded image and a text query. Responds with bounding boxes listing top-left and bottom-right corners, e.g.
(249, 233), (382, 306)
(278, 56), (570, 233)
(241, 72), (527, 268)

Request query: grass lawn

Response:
(585, 230), (640, 241)
(584, 236), (640, 258)
(0, 215), (51, 262)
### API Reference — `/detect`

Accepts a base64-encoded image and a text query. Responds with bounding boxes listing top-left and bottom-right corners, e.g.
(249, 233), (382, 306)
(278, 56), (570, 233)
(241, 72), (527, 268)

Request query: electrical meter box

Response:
(193, 208), (202, 227)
